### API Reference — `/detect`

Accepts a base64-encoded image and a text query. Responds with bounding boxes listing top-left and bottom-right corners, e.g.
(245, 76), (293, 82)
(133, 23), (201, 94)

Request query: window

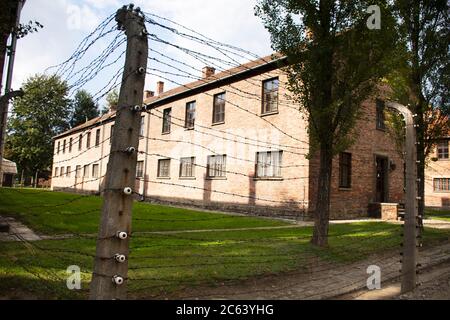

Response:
(69, 138), (73, 152)
(207, 155), (226, 178)
(180, 157), (195, 178)
(162, 108), (171, 133)
(66, 166), (71, 177)
(54, 167), (59, 177)
(75, 165), (82, 178)
(185, 101), (196, 129)
(57, 141), (60, 154)
(110, 125), (114, 144)
(339, 152), (352, 188)
(60, 166), (65, 177)
(213, 93), (225, 124)
(262, 78), (279, 114)
(376, 99), (386, 130)
(95, 129), (100, 146)
(92, 164), (99, 178)
(83, 165), (90, 178)
(78, 134), (83, 151)
(433, 178), (450, 192)
(86, 132), (91, 149)
(139, 116), (145, 137)
(256, 151), (282, 178)
(157, 159), (170, 178)
(136, 161), (144, 178)
(437, 141), (449, 159)
(63, 139), (66, 154)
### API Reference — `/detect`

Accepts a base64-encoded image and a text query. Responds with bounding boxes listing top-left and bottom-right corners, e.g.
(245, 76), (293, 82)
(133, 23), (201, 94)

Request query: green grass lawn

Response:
(1, 188), (450, 299)
(0, 188), (288, 235)
(425, 208), (450, 222)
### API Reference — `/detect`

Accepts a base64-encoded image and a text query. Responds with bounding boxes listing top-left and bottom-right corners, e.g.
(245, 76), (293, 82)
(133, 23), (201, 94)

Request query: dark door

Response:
(375, 157), (387, 202)
(2, 173), (13, 187)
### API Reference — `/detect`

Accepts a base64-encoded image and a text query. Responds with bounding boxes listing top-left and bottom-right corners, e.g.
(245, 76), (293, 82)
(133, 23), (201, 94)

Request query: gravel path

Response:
(0, 216), (41, 241)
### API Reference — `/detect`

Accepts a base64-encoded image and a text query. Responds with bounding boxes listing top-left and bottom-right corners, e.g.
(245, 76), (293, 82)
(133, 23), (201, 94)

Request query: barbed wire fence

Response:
(0, 5), (446, 300)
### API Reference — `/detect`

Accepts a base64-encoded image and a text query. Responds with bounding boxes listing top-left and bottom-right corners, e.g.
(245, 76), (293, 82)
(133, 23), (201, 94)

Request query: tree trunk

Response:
(311, 142), (333, 247)
(34, 169), (38, 188)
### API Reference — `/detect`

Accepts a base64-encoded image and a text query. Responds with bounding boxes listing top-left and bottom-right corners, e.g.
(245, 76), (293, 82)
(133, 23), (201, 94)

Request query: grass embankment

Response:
(0, 188), (449, 299)
(425, 208), (450, 222)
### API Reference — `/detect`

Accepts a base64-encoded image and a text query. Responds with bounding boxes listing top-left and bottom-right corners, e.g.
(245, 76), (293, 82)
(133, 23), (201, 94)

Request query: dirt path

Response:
(337, 259), (450, 300)
(138, 241), (450, 300)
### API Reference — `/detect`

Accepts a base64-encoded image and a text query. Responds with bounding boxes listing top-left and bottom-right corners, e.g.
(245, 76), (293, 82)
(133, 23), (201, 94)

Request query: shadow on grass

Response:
(0, 275), (89, 300)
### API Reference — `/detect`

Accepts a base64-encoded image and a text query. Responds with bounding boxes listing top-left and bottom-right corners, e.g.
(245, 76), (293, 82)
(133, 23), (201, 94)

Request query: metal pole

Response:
(386, 101), (419, 293)
(0, 0), (25, 185)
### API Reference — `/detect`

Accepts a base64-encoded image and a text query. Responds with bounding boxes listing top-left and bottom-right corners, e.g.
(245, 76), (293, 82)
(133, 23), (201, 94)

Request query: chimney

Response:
(109, 103), (118, 113)
(156, 81), (164, 95)
(144, 90), (154, 99)
(202, 66), (215, 78)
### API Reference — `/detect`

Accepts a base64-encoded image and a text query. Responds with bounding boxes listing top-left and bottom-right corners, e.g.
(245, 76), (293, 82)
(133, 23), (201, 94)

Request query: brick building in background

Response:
(425, 136), (450, 209)
(51, 54), (404, 219)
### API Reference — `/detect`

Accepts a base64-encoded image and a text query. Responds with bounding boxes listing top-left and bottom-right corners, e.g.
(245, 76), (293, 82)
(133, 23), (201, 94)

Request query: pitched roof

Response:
(54, 53), (284, 139)
(54, 111), (116, 139)
(0, 157), (17, 174)
(143, 53), (284, 106)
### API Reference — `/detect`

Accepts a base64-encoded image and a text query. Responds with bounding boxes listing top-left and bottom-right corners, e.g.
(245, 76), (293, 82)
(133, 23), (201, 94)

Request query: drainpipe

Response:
(98, 122), (106, 193)
(142, 112), (151, 200)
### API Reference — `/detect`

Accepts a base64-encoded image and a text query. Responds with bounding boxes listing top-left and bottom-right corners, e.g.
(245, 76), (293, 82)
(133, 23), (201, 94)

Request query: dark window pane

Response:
(86, 132), (91, 149)
(339, 152), (352, 188)
(136, 161), (144, 178)
(376, 99), (386, 130)
(437, 141), (449, 159)
(262, 78), (279, 114)
(185, 102), (196, 128)
(213, 93), (225, 124)
(78, 135), (83, 150)
(95, 129), (100, 146)
(162, 108), (171, 133)
(110, 125), (114, 144)
(139, 116), (145, 137)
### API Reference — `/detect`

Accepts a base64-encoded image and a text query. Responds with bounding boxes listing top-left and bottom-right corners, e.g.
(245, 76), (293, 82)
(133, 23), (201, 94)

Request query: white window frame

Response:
(256, 151), (282, 178)
(180, 157), (195, 178)
(207, 155), (226, 178)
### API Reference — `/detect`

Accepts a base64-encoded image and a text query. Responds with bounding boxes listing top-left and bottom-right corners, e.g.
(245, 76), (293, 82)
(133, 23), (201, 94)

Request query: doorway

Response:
(375, 156), (388, 202)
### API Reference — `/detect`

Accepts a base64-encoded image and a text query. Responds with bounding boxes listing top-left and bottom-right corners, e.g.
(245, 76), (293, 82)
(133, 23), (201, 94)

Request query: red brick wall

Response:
(308, 99), (405, 219)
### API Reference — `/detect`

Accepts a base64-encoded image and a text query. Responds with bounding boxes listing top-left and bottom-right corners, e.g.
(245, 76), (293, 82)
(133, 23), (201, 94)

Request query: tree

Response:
(390, 0), (450, 222)
(256, 1), (398, 246)
(70, 89), (99, 127)
(5, 74), (70, 179)
(101, 88), (119, 114)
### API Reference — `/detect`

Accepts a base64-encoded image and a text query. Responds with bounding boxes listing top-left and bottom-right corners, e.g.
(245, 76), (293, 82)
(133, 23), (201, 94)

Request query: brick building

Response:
(425, 136), (450, 209)
(51, 54), (404, 219)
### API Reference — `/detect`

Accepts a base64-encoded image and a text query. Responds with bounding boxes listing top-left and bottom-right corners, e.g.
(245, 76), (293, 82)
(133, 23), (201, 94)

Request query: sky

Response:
(9, 0), (274, 108)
